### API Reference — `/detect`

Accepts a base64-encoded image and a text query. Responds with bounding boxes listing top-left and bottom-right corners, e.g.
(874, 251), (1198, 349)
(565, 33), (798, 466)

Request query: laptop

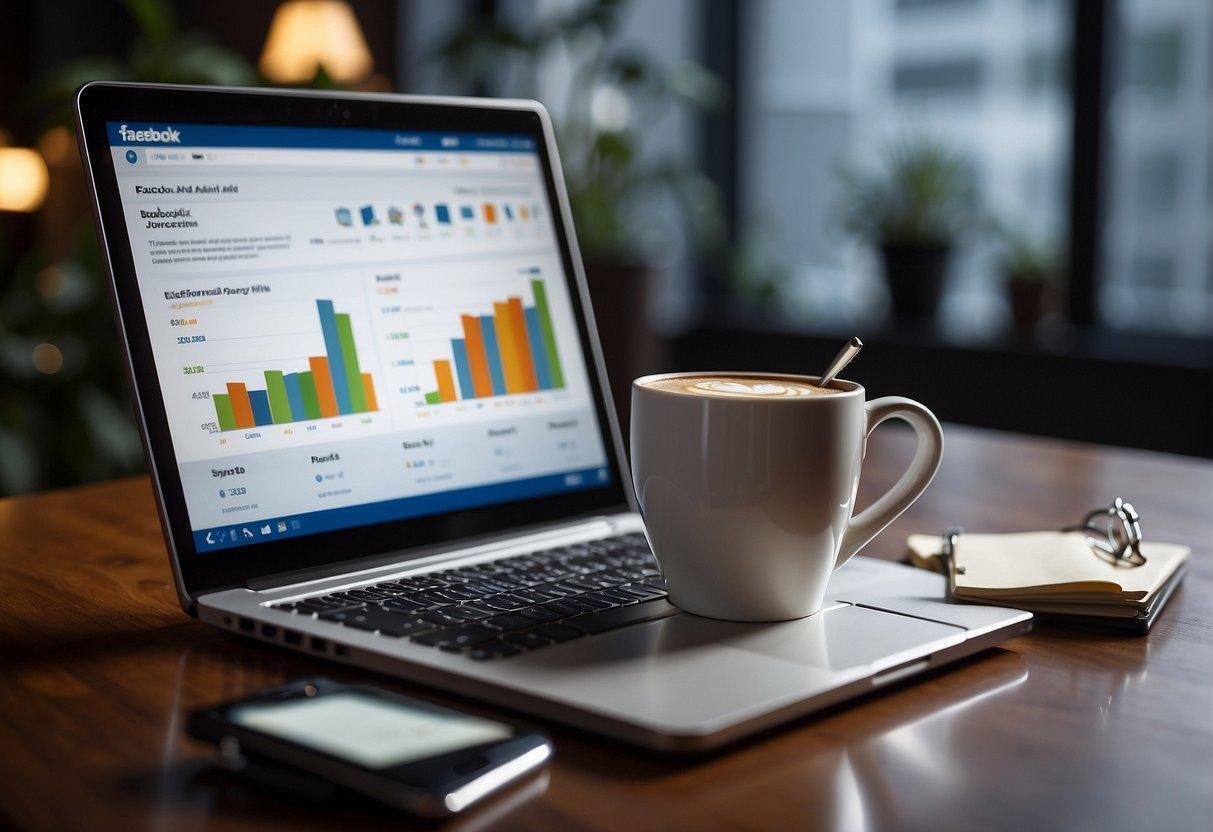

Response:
(75, 82), (1031, 752)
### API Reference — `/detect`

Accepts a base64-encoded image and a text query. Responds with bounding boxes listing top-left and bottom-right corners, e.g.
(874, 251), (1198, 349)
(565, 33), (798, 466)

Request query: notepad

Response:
(906, 531), (1189, 632)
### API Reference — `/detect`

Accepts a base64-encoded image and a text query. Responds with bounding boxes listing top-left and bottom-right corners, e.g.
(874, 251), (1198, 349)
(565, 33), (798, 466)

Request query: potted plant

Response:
(998, 227), (1062, 330)
(838, 139), (977, 321)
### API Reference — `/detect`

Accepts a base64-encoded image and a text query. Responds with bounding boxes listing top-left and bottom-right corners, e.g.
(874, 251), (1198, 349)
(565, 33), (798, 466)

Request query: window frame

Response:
(1068, 0), (1110, 326)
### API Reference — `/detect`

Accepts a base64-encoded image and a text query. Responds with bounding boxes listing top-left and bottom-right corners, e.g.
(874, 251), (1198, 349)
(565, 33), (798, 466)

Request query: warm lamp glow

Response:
(38, 126), (74, 166)
(260, 1), (373, 83)
(0, 147), (50, 212)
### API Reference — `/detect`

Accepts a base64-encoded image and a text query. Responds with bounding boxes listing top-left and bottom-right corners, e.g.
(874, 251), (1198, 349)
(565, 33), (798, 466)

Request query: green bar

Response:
(298, 371), (321, 420)
(213, 393), (236, 431)
(264, 370), (294, 424)
(531, 279), (564, 388)
(424, 391), (442, 405)
(335, 313), (368, 412)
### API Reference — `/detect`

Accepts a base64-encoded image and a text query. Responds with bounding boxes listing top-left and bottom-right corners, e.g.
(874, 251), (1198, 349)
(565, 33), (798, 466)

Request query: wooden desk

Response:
(2, 425), (1210, 831)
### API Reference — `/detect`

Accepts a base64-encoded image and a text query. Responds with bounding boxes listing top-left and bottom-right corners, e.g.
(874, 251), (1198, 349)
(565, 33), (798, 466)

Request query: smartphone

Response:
(188, 678), (551, 817)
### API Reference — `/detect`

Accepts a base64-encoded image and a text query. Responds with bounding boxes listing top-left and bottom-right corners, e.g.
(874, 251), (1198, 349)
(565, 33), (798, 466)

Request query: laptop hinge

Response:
(245, 511), (633, 592)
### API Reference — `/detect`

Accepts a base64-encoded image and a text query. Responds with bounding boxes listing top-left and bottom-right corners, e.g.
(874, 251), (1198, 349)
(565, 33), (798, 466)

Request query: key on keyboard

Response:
(275, 532), (671, 659)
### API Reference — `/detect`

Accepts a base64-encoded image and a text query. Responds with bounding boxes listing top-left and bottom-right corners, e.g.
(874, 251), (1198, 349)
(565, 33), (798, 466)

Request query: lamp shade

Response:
(260, 0), (373, 84)
(0, 147), (50, 212)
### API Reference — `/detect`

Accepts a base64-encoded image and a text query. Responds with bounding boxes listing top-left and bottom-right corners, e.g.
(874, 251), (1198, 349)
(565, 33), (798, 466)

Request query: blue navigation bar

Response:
(193, 466), (612, 553)
(107, 121), (537, 152)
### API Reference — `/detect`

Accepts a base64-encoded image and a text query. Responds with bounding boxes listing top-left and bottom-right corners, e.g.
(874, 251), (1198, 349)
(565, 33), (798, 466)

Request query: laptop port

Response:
(238, 618), (255, 633)
(334, 645), (350, 657)
(284, 630), (302, 646)
(310, 637), (327, 652)
(261, 624), (278, 638)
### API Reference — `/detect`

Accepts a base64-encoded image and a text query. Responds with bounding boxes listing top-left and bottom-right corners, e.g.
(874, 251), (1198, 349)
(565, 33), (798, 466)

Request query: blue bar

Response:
(248, 389), (273, 426)
(107, 122), (538, 152)
(283, 373), (306, 422)
(316, 300), (353, 414)
(460, 205), (475, 220)
(478, 315), (506, 395)
(193, 466), (611, 552)
(435, 204), (451, 224)
(524, 306), (553, 389)
(451, 339), (475, 399)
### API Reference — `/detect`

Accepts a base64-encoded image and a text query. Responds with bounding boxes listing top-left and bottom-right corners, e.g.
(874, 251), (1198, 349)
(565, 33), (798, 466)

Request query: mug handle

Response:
(835, 396), (944, 570)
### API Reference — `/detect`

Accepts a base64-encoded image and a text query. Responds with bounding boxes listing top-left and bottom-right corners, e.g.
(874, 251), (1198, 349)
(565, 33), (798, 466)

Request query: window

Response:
(737, 0), (1072, 338)
(1100, 0), (1213, 333)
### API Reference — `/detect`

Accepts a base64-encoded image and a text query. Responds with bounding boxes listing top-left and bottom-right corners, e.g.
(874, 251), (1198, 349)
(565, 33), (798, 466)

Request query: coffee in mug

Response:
(631, 371), (943, 622)
(639, 375), (842, 398)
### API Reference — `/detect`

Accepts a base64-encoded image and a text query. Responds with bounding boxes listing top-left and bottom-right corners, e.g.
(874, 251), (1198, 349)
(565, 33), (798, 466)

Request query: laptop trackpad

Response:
(509, 604), (965, 731)
(712, 602), (965, 669)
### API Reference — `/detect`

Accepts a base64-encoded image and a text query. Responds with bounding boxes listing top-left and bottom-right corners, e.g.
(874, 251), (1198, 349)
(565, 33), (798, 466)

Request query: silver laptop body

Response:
(200, 545), (1030, 751)
(77, 83), (1031, 752)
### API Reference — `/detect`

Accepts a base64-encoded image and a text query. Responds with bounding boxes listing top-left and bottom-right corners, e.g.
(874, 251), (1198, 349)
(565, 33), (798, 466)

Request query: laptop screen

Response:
(105, 121), (612, 554)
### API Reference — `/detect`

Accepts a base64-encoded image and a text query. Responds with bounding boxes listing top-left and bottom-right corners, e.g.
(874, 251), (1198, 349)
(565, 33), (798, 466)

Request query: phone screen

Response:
(229, 692), (513, 769)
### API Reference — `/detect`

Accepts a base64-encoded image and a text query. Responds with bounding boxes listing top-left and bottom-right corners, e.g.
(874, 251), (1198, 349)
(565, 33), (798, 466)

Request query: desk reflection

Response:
(134, 619), (1164, 832)
(782, 652), (1029, 832)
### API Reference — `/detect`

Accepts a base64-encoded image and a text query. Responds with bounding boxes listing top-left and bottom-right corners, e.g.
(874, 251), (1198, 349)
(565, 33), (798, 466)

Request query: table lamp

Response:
(259, 0), (373, 84)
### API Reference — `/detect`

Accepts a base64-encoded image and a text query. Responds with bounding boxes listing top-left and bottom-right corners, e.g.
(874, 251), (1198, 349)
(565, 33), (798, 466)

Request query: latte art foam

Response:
(691, 380), (815, 398)
(642, 375), (840, 399)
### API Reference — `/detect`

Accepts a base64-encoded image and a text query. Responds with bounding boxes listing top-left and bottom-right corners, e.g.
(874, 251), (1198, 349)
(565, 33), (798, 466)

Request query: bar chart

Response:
(211, 300), (379, 431)
(423, 279), (564, 405)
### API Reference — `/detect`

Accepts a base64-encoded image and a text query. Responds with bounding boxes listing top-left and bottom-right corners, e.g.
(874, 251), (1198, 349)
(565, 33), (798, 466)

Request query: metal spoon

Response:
(819, 336), (863, 388)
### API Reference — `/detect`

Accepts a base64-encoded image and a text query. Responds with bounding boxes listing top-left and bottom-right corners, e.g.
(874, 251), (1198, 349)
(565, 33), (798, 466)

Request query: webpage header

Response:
(107, 122), (537, 153)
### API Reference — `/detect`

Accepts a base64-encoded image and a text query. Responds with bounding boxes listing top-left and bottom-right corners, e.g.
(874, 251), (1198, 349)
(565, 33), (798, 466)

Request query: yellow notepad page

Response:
(905, 531), (1188, 601)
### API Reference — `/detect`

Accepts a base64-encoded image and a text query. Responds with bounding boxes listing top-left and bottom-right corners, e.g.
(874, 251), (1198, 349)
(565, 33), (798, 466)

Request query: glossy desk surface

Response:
(2, 425), (1211, 831)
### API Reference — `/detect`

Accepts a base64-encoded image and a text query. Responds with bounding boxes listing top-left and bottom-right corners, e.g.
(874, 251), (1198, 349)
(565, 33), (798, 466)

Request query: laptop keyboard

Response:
(270, 532), (675, 660)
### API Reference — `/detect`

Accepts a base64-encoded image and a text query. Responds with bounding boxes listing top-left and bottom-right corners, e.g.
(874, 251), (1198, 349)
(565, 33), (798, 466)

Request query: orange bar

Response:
(360, 373), (378, 411)
(461, 314), (493, 397)
(226, 382), (255, 428)
(434, 360), (457, 402)
(507, 297), (538, 391)
(309, 356), (339, 418)
(482, 202), (497, 224)
(493, 302), (523, 393)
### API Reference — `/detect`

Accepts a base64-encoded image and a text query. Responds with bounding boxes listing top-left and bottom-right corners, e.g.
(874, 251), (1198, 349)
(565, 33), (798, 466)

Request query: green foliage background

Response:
(0, 0), (257, 495)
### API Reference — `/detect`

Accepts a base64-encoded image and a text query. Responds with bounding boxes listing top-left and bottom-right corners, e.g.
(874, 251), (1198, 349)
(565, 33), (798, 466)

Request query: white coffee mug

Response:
(630, 372), (944, 622)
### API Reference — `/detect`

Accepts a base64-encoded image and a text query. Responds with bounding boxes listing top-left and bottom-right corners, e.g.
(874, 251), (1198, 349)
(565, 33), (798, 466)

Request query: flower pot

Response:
(879, 243), (951, 321)
(1007, 279), (1061, 330)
